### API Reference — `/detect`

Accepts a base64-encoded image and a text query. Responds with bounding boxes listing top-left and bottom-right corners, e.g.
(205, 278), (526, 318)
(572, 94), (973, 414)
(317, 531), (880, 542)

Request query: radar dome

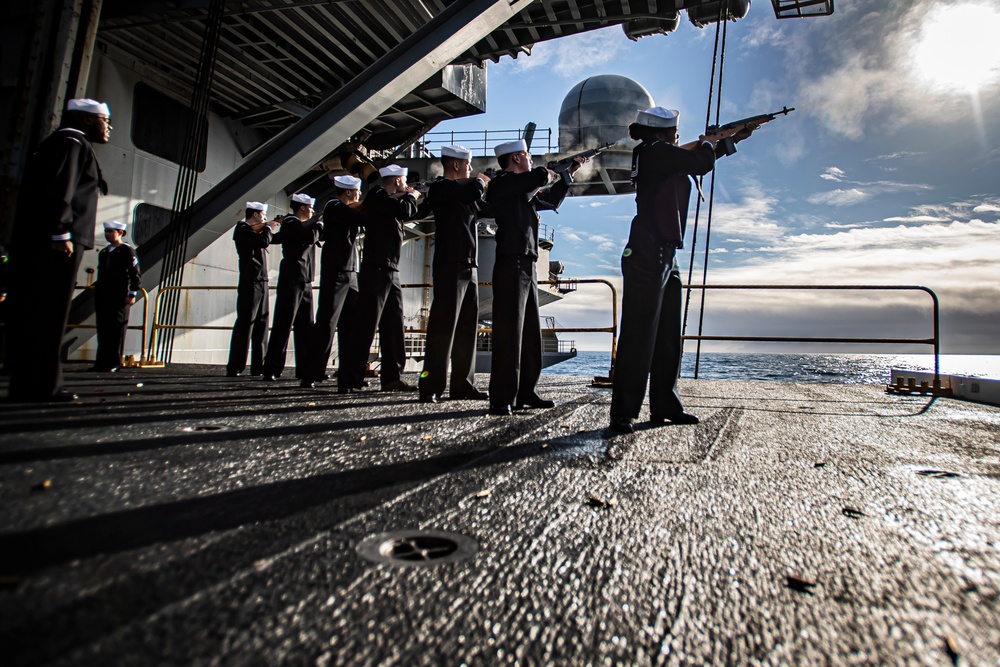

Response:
(558, 75), (654, 151)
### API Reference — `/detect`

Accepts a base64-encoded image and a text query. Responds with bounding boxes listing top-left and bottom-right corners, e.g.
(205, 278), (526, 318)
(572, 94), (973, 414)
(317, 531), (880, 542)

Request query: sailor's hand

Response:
(733, 122), (759, 142)
(127, 296), (136, 305)
(475, 172), (491, 184)
(52, 241), (73, 256)
(545, 168), (560, 184)
(567, 156), (586, 176)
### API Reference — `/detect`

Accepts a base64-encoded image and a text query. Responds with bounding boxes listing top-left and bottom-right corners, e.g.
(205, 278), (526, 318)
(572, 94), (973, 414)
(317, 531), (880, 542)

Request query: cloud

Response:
(865, 151), (927, 162)
(808, 179), (933, 207)
(824, 222), (867, 229)
(502, 27), (625, 78)
(882, 215), (950, 223)
(820, 167), (846, 181)
(738, 0), (998, 142)
(697, 220), (1000, 352)
(973, 204), (1000, 214)
(702, 184), (784, 241)
(808, 188), (872, 206)
(544, 220), (1000, 353)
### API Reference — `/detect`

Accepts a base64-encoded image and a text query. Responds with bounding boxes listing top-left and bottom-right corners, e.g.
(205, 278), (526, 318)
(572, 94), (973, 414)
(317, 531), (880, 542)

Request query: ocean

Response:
(543, 351), (1000, 384)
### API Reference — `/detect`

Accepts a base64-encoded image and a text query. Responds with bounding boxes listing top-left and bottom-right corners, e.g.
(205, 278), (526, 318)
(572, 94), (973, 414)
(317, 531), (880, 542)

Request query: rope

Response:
(154, 0), (225, 363)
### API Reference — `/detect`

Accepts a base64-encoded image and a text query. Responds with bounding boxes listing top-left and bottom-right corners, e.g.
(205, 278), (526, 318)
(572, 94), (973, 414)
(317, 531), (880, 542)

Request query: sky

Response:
(439, 0), (1000, 354)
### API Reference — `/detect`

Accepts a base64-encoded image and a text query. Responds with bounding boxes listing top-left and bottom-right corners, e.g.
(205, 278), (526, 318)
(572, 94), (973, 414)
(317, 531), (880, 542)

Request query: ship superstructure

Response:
(0, 0), (834, 368)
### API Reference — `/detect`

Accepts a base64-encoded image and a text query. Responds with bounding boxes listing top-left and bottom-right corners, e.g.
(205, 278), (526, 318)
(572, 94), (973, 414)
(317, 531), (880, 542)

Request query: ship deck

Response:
(2, 364), (999, 665)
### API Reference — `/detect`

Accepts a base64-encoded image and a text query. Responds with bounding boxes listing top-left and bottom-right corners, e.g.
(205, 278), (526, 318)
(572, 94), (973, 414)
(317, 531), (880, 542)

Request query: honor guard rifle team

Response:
(7, 97), (758, 432)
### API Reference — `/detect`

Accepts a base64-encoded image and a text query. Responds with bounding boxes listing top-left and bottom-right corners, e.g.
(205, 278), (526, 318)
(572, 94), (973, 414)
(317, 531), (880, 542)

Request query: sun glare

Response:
(911, 2), (1000, 93)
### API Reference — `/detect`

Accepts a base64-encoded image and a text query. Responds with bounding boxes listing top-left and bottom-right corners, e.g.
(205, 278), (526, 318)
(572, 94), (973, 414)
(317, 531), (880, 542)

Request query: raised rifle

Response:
(707, 106), (794, 155)
(546, 142), (614, 184)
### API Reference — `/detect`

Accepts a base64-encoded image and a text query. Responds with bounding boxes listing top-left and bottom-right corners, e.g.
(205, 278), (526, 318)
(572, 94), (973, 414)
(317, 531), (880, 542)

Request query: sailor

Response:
(416, 145), (492, 403)
(299, 175), (364, 388)
(261, 193), (321, 381)
(340, 164), (421, 393)
(92, 221), (141, 372)
(484, 140), (583, 416)
(226, 201), (278, 377)
(609, 106), (753, 433)
(6, 98), (112, 402)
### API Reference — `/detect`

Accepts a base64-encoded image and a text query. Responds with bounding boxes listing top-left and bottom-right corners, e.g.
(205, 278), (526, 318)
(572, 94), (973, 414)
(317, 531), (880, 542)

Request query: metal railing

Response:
(417, 127), (556, 157)
(146, 285), (254, 363)
(142, 279), (618, 366)
(681, 284), (940, 386)
(398, 277), (618, 358)
(138, 281), (939, 389)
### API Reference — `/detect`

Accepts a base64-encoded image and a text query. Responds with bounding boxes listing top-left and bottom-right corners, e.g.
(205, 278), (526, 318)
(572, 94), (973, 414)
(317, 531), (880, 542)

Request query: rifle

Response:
(546, 142), (614, 184)
(707, 106), (794, 156)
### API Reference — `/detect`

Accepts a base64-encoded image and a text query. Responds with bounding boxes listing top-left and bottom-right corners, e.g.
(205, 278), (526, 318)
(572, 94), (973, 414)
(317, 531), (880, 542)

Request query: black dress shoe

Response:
(651, 412), (700, 425)
(360, 379), (370, 388)
(451, 389), (489, 401)
(226, 370), (240, 377)
(249, 369), (263, 377)
(262, 374), (278, 382)
(383, 379), (417, 392)
(515, 396), (555, 410)
(418, 393), (439, 403)
(338, 386), (358, 394)
(609, 417), (634, 434)
(89, 366), (117, 373)
(488, 404), (513, 416)
(299, 379), (316, 389)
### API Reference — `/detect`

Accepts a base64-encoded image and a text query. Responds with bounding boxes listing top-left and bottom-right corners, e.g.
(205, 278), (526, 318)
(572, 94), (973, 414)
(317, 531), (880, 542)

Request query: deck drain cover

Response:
(179, 424), (228, 432)
(356, 530), (478, 567)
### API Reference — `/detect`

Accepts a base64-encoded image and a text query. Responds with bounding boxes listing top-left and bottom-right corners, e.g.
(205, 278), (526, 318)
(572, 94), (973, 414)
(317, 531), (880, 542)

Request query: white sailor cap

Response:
(103, 220), (127, 231)
(635, 106), (679, 129)
(334, 174), (362, 189)
(290, 193), (315, 206)
(441, 144), (473, 160)
(494, 140), (527, 157)
(378, 164), (407, 179)
(67, 98), (111, 116)
(246, 201), (268, 213)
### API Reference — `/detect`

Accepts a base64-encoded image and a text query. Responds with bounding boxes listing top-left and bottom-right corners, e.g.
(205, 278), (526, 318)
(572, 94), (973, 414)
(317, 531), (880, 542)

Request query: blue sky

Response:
(440, 0), (1000, 353)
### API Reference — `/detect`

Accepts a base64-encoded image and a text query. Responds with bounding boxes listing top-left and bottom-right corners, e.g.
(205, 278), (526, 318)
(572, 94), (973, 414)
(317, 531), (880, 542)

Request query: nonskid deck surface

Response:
(1, 364), (998, 665)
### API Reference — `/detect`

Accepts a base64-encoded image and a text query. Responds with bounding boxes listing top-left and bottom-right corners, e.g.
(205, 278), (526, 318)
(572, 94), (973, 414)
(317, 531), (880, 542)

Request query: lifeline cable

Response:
(682, 1), (729, 378)
(153, 0), (225, 363)
(693, 9), (730, 378)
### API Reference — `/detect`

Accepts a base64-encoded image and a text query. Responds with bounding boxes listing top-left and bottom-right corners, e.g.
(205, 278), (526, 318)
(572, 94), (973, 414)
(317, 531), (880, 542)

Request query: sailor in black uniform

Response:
(92, 220), (141, 372)
(227, 201), (278, 377)
(299, 175), (364, 388)
(484, 140), (583, 416)
(609, 107), (753, 433)
(261, 193), (320, 381)
(340, 164), (421, 393)
(417, 145), (492, 403)
(6, 98), (112, 402)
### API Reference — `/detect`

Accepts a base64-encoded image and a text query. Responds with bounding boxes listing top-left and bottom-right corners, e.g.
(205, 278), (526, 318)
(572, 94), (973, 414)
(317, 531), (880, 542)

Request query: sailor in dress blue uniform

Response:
(92, 221), (141, 372)
(609, 107), (753, 433)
